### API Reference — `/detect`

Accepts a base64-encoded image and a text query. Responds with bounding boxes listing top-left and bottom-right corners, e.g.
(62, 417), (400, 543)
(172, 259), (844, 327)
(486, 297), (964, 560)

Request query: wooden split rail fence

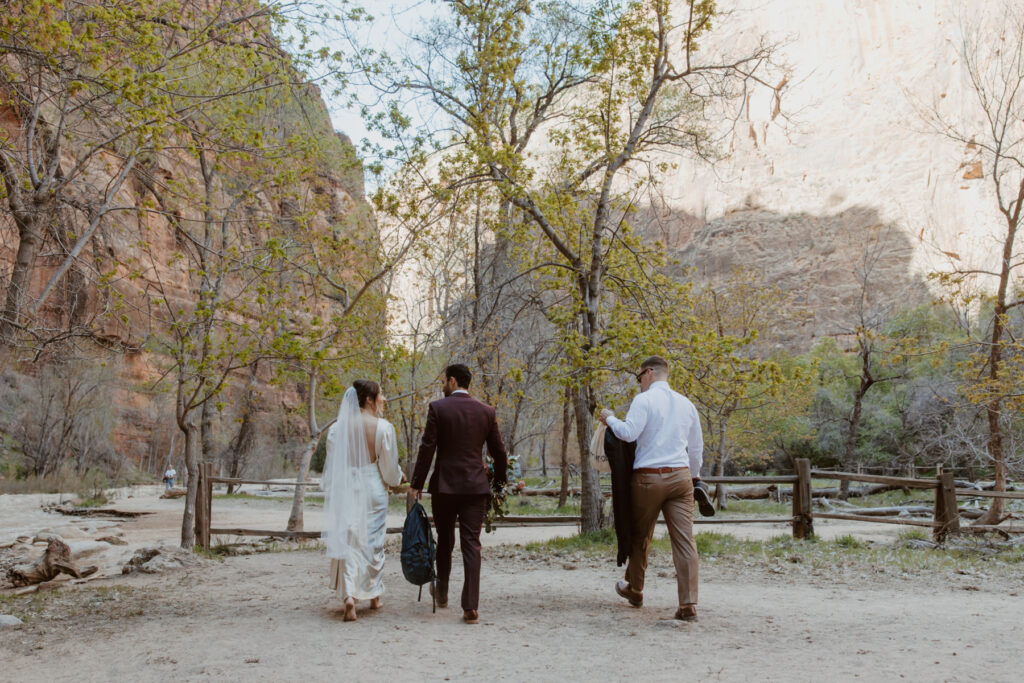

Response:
(194, 459), (1024, 549)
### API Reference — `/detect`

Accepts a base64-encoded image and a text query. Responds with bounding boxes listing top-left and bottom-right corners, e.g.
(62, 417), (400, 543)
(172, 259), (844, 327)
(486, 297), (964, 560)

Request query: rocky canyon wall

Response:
(650, 0), (1004, 350)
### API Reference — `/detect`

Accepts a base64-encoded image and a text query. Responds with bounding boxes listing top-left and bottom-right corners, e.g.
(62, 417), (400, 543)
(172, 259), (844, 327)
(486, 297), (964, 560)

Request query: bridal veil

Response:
(321, 387), (372, 561)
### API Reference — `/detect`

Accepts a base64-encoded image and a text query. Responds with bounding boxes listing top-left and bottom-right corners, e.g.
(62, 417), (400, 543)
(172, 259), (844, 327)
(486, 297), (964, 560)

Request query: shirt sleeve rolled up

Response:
(606, 395), (648, 443)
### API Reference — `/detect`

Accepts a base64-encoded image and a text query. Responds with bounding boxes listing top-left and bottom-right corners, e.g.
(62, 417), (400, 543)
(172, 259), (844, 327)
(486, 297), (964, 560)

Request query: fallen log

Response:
(8, 537), (98, 587)
(43, 504), (153, 518)
(519, 487), (580, 496)
(727, 485), (779, 500)
(809, 484), (904, 499)
(831, 505), (934, 517)
(517, 488), (612, 498)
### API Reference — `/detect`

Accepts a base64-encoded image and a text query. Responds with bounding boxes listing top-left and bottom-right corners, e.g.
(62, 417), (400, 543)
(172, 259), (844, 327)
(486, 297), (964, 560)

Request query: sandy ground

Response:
(2, 489), (1022, 682)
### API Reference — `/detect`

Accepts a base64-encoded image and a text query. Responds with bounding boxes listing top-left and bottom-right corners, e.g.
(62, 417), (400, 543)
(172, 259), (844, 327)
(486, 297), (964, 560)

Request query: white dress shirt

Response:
(606, 380), (704, 473)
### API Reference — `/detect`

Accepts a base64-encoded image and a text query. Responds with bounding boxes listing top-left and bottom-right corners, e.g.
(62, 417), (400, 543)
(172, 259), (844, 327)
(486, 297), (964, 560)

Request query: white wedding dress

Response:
(322, 388), (402, 600)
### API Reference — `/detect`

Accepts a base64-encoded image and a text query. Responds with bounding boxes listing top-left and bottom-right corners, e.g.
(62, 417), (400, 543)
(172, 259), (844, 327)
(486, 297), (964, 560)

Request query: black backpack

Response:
(400, 501), (437, 611)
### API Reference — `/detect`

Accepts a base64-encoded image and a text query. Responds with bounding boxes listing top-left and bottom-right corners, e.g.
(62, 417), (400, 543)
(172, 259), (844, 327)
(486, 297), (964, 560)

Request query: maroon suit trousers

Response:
(432, 493), (487, 611)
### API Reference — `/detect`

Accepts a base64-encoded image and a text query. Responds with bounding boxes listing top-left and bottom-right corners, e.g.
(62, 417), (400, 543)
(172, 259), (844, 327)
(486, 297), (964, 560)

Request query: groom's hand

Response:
(408, 488), (422, 501)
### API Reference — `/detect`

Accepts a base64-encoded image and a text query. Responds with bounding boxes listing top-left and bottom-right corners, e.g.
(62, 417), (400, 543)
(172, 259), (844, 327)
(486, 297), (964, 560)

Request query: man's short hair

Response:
(640, 356), (670, 374)
(445, 363), (472, 389)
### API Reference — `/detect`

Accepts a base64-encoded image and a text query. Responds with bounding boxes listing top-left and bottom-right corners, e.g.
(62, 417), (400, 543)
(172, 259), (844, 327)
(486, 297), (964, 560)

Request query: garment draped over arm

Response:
(375, 419), (403, 486)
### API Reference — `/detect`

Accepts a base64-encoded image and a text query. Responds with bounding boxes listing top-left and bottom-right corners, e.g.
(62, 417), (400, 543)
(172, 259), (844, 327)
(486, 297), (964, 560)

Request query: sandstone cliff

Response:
(652, 0), (1003, 349)
(0, 81), (373, 471)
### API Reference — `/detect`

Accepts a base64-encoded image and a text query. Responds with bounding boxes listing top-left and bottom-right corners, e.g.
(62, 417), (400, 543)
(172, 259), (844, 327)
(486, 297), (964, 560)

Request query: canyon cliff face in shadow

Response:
(637, 204), (933, 352)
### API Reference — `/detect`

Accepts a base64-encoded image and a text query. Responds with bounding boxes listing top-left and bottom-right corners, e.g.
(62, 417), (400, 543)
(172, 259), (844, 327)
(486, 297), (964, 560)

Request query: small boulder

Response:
(122, 548), (161, 574)
(96, 536), (127, 546)
(0, 615), (24, 628)
(67, 540), (112, 559)
(122, 546), (201, 575)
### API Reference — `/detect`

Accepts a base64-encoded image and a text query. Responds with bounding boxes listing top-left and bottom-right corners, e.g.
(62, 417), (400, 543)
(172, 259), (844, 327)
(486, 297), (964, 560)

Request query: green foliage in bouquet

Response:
(485, 454), (519, 533)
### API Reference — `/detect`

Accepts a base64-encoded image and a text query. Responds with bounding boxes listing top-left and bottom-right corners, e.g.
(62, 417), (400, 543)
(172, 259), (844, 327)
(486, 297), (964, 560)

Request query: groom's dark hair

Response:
(445, 364), (472, 389)
(640, 356), (669, 374)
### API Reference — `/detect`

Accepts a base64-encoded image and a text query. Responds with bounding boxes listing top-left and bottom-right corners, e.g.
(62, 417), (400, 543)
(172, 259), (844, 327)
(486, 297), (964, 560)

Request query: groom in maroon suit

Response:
(410, 364), (508, 624)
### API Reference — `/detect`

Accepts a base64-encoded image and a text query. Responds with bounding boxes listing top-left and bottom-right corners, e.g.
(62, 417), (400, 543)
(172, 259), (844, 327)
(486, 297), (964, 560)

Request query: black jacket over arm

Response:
(604, 429), (636, 566)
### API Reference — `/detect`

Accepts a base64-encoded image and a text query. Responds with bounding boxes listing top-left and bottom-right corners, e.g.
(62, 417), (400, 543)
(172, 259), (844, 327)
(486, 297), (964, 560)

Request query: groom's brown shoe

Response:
(462, 610), (479, 624)
(675, 605), (698, 622)
(615, 580), (643, 607)
(429, 583), (448, 608)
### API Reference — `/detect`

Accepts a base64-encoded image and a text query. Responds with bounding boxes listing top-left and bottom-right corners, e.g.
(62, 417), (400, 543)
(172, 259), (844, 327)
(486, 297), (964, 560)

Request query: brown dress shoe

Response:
(675, 605), (698, 622)
(429, 582), (448, 608)
(615, 580), (643, 607)
(462, 610), (479, 624)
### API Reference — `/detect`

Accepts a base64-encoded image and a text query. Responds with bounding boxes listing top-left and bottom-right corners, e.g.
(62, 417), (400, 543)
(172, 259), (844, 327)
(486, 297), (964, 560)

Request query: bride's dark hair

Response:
(353, 379), (381, 409)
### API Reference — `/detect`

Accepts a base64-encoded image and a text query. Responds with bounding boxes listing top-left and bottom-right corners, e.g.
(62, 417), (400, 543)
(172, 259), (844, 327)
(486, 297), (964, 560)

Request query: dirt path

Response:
(3, 536), (1022, 682)
(3, 489), (1022, 681)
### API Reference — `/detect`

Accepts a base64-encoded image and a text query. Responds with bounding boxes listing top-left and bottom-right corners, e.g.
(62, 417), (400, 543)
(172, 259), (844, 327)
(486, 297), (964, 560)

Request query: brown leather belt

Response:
(634, 466), (688, 474)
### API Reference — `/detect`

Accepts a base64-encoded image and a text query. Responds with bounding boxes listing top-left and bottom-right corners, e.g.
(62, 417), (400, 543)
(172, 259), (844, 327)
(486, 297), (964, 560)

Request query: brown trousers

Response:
(432, 493), (487, 611)
(624, 469), (699, 606)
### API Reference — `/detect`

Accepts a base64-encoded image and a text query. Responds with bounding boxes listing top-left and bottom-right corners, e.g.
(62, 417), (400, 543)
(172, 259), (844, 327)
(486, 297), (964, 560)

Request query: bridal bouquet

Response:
(485, 454), (519, 533)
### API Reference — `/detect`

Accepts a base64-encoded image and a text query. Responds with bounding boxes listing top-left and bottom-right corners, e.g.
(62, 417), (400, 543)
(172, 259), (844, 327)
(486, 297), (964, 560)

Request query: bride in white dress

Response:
(322, 379), (402, 621)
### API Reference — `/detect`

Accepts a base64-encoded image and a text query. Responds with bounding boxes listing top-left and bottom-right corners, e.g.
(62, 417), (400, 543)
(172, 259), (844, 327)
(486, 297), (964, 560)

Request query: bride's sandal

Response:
(343, 598), (357, 622)
(370, 597), (382, 610)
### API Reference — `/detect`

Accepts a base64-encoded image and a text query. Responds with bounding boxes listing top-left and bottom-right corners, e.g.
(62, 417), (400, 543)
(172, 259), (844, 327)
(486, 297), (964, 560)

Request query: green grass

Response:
(714, 498), (790, 516)
(509, 494), (579, 516)
(213, 492), (325, 505)
(75, 493), (109, 508)
(0, 585), (138, 623)
(833, 534), (865, 549)
(519, 527), (1024, 577)
(203, 539), (327, 556)
(523, 527), (621, 553)
(898, 528), (930, 542)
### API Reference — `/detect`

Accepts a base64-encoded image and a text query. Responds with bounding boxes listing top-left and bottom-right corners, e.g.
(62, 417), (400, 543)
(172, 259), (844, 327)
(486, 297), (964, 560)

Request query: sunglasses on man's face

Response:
(635, 368), (651, 384)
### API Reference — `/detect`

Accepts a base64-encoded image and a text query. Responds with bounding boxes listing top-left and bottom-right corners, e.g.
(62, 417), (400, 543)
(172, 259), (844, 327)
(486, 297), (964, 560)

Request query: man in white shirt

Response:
(599, 355), (703, 622)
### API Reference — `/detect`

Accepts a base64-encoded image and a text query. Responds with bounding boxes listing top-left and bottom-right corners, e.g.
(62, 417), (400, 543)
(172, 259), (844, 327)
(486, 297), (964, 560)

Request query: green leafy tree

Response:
(359, 0), (782, 531)
(682, 269), (795, 506)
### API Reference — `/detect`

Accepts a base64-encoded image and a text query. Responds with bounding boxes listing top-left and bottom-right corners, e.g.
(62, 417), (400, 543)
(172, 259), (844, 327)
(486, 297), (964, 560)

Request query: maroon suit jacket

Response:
(411, 392), (508, 495)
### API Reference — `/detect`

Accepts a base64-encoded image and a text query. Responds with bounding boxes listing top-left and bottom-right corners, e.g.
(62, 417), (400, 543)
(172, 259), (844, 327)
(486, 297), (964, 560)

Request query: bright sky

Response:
(322, 1), (438, 165)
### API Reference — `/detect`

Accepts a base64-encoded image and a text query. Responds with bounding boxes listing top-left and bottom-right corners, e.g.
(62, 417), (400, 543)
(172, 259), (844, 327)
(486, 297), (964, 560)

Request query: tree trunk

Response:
(713, 419), (729, 510)
(572, 386), (603, 532)
(200, 399), (216, 464)
(713, 457), (729, 511)
(286, 436), (318, 533)
(840, 384), (869, 499)
(540, 437), (547, 478)
(558, 387), (572, 508)
(178, 420), (199, 550)
(978, 332), (1007, 524)
(287, 373), (320, 533)
(0, 214), (43, 342)
(222, 364), (259, 494)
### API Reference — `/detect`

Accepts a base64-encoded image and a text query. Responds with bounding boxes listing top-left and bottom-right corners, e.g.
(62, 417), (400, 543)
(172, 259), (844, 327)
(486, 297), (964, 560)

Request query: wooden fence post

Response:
(793, 458), (814, 539)
(933, 470), (959, 543)
(194, 462), (213, 550)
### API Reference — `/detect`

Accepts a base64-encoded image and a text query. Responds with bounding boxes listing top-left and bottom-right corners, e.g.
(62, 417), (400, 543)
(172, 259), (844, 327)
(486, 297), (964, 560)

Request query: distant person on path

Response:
(163, 467), (176, 490)
(600, 355), (704, 622)
(409, 364), (508, 624)
(322, 380), (403, 622)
